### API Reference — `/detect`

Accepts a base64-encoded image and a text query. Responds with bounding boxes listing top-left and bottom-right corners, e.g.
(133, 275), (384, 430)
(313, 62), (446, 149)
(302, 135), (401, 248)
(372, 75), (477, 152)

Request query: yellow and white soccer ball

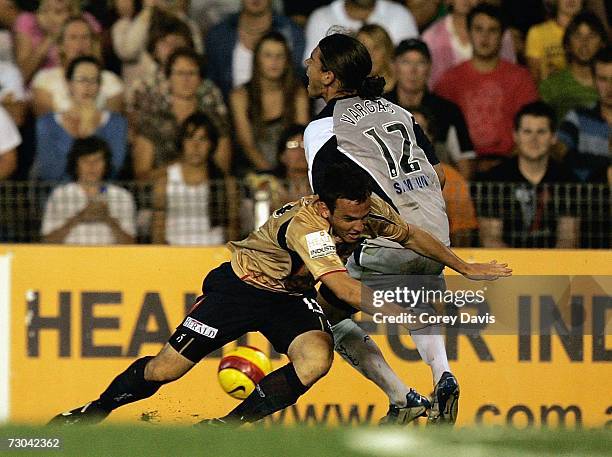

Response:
(218, 346), (272, 399)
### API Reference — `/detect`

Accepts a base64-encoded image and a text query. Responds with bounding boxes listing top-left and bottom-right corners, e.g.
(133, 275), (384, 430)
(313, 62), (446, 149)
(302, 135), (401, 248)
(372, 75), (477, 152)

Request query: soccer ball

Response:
(218, 346), (272, 399)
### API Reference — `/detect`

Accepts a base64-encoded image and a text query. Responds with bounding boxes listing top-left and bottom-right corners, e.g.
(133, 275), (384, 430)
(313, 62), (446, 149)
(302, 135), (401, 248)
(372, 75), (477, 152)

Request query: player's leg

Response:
(218, 329), (333, 425)
(410, 325), (459, 425)
(318, 285), (430, 425)
(49, 263), (244, 425)
(352, 242), (459, 424)
(48, 343), (195, 426)
(204, 293), (334, 426)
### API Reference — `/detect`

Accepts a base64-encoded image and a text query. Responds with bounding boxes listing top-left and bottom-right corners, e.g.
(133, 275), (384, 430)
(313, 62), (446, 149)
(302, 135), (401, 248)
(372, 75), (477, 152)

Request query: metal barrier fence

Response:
(0, 180), (608, 248)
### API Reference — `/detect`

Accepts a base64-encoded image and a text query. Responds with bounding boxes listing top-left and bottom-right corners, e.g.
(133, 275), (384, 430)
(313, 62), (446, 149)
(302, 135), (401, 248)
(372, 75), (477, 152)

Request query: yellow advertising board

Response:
(1, 246), (610, 428)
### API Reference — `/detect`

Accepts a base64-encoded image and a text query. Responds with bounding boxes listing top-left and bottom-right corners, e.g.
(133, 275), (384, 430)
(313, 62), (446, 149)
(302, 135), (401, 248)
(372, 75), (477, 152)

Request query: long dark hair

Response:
(318, 33), (385, 100)
(176, 112), (225, 226)
(246, 31), (299, 137)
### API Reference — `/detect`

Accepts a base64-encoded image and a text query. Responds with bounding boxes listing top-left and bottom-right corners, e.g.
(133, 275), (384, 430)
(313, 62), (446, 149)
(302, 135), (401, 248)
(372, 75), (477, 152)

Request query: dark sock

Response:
(97, 356), (165, 411)
(222, 363), (309, 424)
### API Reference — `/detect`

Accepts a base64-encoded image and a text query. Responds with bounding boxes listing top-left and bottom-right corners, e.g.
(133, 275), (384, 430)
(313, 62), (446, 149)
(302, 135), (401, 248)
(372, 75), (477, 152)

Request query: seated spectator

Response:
(111, 0), (203, 88)
(151, 112), (238, 245)
(0, 105), (19, 180)
(422, 0), (516, 89)
(434, 3), (538, 172)
(410, 107), (478, 247)
(246, 124), (311, 211)
(386, 38), (475, 179)
(124, 17), (194, 122)
(41, 136), (136, 244)
(478, 101), (578, 248)
(558, 45), (611, 183)
(32, 15), (124, 115)
(206, 0), (305, 100)
(33, 56), (127, 181)
(0, 58), (27, 126)
(13, 0), (101, 83)
(539, 11), (607, 121)
(357, 24), (395, 93)
(304, 0), (418, 66)
(230, 32), (308, 173)
(133, 48), (230, 180)
(525, 0), (584, 83)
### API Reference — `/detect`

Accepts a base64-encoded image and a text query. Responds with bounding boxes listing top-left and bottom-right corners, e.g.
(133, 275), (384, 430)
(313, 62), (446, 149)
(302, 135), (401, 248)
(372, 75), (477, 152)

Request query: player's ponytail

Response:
(358, 76), (386, 100)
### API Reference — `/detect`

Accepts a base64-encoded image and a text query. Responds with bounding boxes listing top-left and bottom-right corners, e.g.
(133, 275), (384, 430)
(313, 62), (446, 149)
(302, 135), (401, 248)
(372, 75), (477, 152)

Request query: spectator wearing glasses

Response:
(132, 48), (230, 180)
(31, 14), (124, 115)
(33, 56), (128, 181)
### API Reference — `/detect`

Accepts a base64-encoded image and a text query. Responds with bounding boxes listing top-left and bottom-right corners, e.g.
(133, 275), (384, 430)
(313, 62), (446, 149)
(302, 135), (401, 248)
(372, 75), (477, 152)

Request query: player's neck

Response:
(518, 155), (549, 184)
(323, 87), (356, 103)
(471, 55), (500, 72)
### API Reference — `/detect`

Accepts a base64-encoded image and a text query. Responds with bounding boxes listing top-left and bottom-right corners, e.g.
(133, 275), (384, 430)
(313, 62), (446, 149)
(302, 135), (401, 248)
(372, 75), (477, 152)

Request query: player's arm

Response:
(320, 271), (418, 328)
(401, 223), (510, 279)
(371, 197), (511, 280)
(433, 163), (446, 189)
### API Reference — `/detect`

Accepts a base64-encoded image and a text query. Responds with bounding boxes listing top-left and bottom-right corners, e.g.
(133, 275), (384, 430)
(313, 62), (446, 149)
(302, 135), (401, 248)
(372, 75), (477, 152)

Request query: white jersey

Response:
(305, 95), (450, 247)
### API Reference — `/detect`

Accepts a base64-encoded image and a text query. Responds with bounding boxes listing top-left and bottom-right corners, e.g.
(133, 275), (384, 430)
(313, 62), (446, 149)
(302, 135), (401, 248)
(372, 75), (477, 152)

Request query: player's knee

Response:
(296, 344), (334, 386)
(288, 330), (334, 385)
(144, 355), (186, 383)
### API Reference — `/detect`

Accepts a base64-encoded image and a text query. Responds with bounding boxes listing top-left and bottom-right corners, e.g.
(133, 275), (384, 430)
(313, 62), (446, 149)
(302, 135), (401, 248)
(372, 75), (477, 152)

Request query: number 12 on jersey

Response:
(363, 121), (421, 179)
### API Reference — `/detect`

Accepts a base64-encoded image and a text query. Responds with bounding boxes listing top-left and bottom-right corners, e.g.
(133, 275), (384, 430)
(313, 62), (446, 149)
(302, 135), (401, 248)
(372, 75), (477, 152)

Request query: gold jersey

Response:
(229, 194), (411, 294)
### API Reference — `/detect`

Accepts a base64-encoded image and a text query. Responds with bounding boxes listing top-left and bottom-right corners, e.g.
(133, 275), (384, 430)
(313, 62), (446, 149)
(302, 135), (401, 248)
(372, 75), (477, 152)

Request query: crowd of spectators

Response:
(0, 0), (609, 248)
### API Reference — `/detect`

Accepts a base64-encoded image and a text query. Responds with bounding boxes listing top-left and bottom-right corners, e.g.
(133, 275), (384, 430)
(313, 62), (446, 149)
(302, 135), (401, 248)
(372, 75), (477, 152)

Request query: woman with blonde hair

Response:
(230, 31), (309, 173)
(31, 15), (124, 115)
(357, 24), (396, 93)
(13, 0), (101, 82)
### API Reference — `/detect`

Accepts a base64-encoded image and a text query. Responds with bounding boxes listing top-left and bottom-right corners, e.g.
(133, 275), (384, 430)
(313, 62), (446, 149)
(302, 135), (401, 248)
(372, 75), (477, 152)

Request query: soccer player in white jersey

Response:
(304, 33), (489, 425)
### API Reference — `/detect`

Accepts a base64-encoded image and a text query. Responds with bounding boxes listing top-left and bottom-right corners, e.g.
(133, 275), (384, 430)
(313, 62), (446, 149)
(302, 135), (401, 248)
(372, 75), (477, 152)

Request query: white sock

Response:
(410, 325), (451, 385)
(332, 319), (410, 407)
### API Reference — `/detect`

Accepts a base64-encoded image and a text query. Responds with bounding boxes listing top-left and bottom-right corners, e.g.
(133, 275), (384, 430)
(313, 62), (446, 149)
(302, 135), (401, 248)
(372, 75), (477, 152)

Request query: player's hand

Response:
(462, 260), (512, 281)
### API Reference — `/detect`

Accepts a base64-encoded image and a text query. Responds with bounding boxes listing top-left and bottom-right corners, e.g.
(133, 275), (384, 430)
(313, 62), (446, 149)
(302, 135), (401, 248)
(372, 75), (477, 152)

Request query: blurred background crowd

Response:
(0, 0), (609, 248)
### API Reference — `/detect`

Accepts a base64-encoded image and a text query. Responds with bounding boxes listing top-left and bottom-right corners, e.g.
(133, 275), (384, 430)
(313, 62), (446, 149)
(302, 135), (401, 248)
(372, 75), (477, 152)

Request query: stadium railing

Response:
(0, 180), (608, 248)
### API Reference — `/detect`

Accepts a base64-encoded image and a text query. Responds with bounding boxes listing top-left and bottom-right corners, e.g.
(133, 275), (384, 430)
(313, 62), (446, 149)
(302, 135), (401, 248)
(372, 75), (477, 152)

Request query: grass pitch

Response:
(0, 424), (610, 457)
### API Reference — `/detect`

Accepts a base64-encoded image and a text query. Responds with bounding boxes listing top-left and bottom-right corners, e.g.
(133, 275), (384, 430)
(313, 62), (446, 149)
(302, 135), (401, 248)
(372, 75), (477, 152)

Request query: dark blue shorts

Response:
(169, 262), (332, 362)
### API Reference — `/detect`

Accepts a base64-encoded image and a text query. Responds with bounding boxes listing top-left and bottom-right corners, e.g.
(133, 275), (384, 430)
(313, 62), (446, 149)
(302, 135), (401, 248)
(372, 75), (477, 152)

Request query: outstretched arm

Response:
(402, 224), (512, 280)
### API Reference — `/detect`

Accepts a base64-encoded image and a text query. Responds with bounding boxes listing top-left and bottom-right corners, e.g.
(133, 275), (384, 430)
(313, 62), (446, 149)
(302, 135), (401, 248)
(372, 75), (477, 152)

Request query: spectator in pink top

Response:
(434, 3), (538, 173)
(422, 0), (516, 89)
(13, 0), (101, 83)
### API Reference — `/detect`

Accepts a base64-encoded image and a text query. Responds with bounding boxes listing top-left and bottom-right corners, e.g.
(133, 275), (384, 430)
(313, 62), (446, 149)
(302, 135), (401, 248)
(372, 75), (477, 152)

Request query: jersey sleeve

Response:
(285, 213), (347, 280)
(412, 116), (439, 165)
(367, 195), (411, 246)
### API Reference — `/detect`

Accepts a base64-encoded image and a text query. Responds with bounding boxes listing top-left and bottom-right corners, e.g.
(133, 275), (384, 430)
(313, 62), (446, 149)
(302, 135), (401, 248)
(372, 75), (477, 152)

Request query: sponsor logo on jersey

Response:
(182, 317), (218, 338)
(305, 231), (336, 259)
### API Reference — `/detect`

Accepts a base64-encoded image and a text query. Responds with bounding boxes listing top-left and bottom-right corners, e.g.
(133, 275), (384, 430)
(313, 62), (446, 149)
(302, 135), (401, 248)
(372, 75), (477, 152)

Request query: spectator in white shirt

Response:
(41, 136), (136, 244)
(303, 0), (418, 63)
(0, 105), (20, 180)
